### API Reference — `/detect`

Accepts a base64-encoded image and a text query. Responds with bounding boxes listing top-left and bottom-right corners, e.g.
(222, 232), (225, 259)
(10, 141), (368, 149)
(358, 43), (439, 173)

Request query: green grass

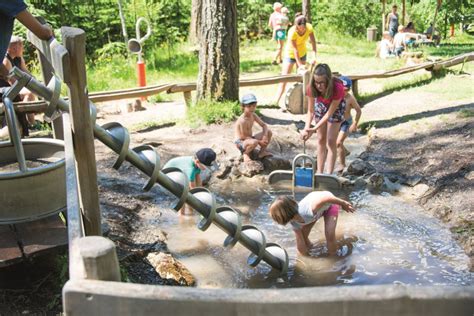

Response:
(458, 108), (474, 118)
(186, 99), (241, 126)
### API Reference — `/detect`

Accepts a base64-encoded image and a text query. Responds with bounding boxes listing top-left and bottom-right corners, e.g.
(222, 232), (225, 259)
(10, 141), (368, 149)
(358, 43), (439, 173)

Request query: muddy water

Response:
(149, 181), (472, 289)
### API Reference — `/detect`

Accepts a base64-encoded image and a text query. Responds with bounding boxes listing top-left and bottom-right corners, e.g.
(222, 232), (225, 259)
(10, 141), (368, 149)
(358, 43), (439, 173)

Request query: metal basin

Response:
(0, 138), (66, 224)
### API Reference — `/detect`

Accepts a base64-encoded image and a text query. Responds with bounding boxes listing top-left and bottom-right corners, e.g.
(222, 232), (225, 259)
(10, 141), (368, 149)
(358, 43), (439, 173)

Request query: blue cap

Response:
(241, 93), (258, 105)
(339, 76), (352, 89)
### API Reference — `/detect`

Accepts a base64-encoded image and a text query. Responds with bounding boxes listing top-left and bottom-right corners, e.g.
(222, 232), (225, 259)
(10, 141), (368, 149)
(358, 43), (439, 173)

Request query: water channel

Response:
(145, 178), (472, 289)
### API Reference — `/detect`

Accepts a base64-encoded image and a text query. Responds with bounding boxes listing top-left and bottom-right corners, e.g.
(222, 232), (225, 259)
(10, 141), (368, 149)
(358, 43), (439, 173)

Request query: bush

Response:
(186, 99), (241, 125)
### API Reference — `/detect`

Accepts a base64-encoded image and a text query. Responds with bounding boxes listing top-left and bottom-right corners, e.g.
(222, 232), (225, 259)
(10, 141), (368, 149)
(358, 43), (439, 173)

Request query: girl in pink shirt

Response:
(300, 63), (346, 174)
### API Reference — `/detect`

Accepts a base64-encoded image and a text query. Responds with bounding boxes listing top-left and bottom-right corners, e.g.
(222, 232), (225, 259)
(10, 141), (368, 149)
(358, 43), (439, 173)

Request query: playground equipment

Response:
(128, 17), (152, 90)
(0, 85), (66, 224)
(8, 66), (289, 274)
(292, 142), (316, 190)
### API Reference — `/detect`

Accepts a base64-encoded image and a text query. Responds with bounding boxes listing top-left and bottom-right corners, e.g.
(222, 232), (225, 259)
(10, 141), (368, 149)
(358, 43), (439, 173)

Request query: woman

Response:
(274, 13), (317, 107)
(300, 64), (346, 174)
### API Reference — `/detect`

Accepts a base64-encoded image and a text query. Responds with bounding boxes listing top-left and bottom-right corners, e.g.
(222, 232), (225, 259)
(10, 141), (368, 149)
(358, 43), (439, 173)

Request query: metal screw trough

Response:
(7, 67), (290, 274)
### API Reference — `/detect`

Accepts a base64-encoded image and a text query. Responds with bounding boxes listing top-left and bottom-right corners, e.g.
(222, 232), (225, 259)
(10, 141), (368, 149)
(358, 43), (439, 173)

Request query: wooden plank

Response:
(15, 216), (67, 258)
(0, 225), (22, 267)
(62, 27), (101, 236)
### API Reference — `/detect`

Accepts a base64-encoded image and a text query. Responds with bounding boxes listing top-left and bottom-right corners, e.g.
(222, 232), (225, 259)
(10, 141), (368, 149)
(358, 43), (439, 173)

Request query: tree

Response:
(197, 0), (239, 101)
(189, 0), (203, 45)
(303, 0), (312, 22)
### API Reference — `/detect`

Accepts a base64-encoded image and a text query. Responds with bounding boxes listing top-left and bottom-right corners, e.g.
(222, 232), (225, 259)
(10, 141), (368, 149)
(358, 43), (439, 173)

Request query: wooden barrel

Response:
(284, 82), (307, 114)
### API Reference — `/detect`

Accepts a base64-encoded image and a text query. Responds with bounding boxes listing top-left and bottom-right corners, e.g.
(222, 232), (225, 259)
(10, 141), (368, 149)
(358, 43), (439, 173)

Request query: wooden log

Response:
(183, 91), (192, 107)
(61, 27), (101, 236)
(0, 225), (22, 267)
(15, 215), (68, 259)
(430, 52), (474, 71)
(352, 79), (359, 99)
(77, 236), (120, 281)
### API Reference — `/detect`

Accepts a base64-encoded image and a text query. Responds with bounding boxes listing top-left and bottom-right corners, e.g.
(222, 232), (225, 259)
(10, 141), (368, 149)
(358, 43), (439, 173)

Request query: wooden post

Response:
(77, 236), (120, 281)
(61, 27), (101, 236)
(29, 18), (65, 140)
(183, 91), (192, 108)
(402, 0), (406, 26)
(352, 80), (359, 99)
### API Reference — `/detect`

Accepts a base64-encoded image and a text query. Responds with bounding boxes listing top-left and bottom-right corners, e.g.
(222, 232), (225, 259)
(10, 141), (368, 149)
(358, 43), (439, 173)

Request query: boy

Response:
(163, 148), (217, 215)
(269, 191), (355, 256)
(234, 93), (272, 162)
(336, 76), (361, 173)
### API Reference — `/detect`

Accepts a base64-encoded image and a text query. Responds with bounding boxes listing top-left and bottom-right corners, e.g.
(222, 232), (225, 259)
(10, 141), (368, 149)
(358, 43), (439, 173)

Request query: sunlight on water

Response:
(149, 185), (472, 289)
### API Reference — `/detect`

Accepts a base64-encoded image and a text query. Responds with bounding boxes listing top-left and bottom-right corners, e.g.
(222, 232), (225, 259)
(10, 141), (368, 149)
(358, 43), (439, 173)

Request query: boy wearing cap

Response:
(336, 76), (362, 173)
(163, 148), (217, 215)
(235, 93), (273, 162)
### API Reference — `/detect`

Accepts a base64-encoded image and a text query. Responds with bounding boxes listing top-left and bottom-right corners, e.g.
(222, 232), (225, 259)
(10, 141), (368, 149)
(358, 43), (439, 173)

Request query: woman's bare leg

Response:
(326, 122), (342, 174)
(315, 121), (328, 173)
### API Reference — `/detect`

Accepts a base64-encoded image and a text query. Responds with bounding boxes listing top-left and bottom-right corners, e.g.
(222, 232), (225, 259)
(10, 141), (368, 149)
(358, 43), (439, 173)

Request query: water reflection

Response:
(150, 185), (472, 288)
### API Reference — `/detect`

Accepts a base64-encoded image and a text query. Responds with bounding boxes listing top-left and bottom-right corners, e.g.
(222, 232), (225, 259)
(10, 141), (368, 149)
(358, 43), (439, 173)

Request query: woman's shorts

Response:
(274, 29), (287, 40)
(284, 55), (306, 64)
(314, 98), (346, 123)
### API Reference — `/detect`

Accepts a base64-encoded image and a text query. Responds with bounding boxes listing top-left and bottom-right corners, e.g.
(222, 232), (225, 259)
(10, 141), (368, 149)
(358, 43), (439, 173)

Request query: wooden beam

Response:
(61, 26), (101, 236)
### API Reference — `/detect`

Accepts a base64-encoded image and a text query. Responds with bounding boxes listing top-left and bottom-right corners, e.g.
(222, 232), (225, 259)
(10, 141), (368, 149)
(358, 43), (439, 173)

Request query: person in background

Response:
(163, 148), (218, 216)
(385, 4), (399, 38)
(336, 76), (361, 174)
(378, 31), (396, 59)
(3, 36), (37, 126)
(300, 64), (345, 175)
(269, 191), (355, 256)
(393, 25), (406, 57)
(268, 2), (284, 65)
(0, 1), (53, 80)
(274, 13), (317, 108)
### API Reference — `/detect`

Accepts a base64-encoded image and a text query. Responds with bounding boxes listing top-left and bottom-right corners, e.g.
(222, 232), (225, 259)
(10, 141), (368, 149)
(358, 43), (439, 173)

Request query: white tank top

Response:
(291, 191), (331, 230)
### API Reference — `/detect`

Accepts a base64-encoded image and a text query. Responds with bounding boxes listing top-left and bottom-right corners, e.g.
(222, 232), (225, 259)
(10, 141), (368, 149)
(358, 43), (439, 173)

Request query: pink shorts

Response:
(324, 204), (340, 218)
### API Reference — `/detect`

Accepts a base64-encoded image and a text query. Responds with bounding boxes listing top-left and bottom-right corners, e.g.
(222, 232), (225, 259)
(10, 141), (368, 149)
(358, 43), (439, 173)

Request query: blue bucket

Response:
(294, 167), (313, 187)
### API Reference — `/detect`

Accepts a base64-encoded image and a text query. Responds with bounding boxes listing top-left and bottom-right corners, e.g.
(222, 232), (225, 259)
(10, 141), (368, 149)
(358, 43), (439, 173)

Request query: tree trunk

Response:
(197, 0), (239, 102)
(302, 0), (311, 23)
(189, 0), (203, 45)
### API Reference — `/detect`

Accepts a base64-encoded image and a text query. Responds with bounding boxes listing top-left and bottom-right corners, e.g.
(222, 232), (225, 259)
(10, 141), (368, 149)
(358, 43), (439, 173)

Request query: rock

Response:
(384, 178), (401, 192)
(368, 173), (384, 190)
(347, 159), (376, 176)
(238, 160), (264, 177)
(215, 161), (232, 179)
(352, 177), (368, 189)
(465, 171), (474, 181)
(120, 102), (133, 113)
(339, 177), (352, 187)
(403, 174), (423, 187)
(261, 155), (291, 172)
(132, 99), (146, 111)
(413, 183), (430, 198)
(146, 252), (195, 286)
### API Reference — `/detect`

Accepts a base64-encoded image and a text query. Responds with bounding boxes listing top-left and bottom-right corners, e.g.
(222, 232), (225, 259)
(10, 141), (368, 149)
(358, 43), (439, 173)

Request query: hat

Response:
(10, 35), (23, 44)
(241, 93), (257, 105)
(196, 148), (217, 167)
(339, 76), (352, 89)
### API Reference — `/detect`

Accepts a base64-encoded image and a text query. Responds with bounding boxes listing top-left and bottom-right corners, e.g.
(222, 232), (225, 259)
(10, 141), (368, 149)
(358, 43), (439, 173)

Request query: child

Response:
(269, 191), (355, 256)
(235, 93), (273, 162)
(378, 31), (395, 59)
(268, 2), (284, 65)
(300, 63), (345, 175)
(163, 148), (217, 215)
(336, 76), (362, 173)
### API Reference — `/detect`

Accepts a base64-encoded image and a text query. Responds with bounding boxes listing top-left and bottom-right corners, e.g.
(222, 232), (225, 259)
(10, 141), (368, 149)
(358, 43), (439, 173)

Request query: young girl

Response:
(336, 76), (362, 173)
(300, 63), (346, 174)
(269, 191), (355, 256)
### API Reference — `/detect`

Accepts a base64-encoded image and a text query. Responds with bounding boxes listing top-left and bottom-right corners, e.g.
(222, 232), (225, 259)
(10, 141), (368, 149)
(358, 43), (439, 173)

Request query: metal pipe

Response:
(2, 97), (27, 172)
(11, 67), (287, 272)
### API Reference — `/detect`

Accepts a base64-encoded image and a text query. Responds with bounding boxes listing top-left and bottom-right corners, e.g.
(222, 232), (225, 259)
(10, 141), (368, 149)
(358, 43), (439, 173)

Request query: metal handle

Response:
(2, 97), (27, 172)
